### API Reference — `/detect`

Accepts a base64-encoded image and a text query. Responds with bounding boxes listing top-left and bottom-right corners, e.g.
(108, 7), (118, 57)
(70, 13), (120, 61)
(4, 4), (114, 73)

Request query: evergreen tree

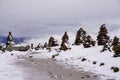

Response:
(74, 28), (86, 45)
(48, 36), (55, 47)
(97, 24), (109, 45)
(112, 36), (119, 46)
(60, 31), (70, 51)
(83, 35), (96, 48)
(112, 36), (120, 57)
(62, 31), (69, 42)
(6, 31), (14, 47)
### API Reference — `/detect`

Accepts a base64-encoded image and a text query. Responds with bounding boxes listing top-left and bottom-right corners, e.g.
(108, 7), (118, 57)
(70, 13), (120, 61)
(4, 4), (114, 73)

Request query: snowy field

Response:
(0, 51), (27, 80)
(0, 29), (120, 80)
(0, 45), (120, 80)
(27, 46), (120, 80)
(26, 31), (120, 80)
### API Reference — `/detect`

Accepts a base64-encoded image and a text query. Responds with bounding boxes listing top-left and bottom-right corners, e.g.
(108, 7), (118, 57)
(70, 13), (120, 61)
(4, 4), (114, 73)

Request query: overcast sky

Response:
(0, 0), (120, 37)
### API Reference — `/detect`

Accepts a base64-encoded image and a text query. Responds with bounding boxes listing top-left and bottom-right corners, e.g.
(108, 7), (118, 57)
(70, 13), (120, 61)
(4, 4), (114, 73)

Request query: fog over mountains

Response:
(0, 24), (120, 44)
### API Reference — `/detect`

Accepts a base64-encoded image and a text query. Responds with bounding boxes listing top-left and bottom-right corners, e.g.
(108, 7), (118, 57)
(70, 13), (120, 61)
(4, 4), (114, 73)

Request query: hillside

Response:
(0, 26), (120, 80)
(25, 27), (120, 80)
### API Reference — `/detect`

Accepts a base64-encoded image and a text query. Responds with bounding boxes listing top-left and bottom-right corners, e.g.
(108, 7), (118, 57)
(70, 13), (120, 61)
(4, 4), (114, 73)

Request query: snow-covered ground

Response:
(1, 45), (120, 80)
(28, 45), (120, 80)
(25, 31), (120, 80)
(0, 51), (26, 80)
(0, 28), (120, 80)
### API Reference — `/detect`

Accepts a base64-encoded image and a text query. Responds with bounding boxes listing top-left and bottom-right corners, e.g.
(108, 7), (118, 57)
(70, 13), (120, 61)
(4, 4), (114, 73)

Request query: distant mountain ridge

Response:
(0, 36), (30, 44)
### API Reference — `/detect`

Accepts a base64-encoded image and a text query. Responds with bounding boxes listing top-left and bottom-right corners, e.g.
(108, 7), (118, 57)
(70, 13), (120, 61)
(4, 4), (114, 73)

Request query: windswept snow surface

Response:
(1, 45), (120, 80)
(0, 51), (26, 80)
(55, 46), (120, 80)
(28, 45), (120, 80)
(0, 29), (120, 80)
(26, 32), (120, 80)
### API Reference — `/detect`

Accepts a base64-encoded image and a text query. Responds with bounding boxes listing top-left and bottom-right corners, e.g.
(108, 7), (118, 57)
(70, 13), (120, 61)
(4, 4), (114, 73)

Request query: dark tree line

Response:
(1, 24), (120, 57)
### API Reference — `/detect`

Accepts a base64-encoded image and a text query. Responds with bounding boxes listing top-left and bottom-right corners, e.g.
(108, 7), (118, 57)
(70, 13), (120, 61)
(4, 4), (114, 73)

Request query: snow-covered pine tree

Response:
(74, 28), (86, 45)
(97, 24), (109, 45)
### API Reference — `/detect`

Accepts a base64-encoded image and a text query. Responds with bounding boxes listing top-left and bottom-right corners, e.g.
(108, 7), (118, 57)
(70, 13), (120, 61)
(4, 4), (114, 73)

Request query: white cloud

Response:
(0, 0), (120, 37)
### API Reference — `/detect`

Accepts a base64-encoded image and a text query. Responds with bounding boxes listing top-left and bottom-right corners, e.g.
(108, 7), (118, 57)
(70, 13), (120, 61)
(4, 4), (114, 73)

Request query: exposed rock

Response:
(99, 63), (105, 66)
(93, 61), (97, 65)
(111, 67), (119, 73)
(81, 58), (87, 61)
(29, 56), (33, 58)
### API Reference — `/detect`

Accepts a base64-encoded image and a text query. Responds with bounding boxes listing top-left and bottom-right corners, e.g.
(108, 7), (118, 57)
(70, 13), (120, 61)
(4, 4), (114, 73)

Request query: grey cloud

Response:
(0, 0), (120, 37)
